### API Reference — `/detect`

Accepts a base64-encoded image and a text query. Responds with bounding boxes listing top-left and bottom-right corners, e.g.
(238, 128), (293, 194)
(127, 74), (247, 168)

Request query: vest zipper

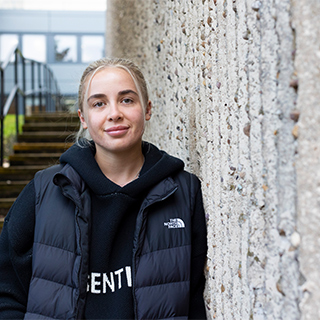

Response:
(132, 185), (178, 319)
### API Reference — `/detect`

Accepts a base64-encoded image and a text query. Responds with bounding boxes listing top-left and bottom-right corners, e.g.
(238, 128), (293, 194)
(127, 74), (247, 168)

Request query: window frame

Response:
(0, 31), (105, 64)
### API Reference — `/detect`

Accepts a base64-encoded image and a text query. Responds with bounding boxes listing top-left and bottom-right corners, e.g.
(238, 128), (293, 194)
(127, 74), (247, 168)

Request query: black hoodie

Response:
(0, 141), (207, 319)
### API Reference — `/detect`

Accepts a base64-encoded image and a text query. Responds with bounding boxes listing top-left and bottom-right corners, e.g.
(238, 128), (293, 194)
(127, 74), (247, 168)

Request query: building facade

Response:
(0, 9), (105, 96)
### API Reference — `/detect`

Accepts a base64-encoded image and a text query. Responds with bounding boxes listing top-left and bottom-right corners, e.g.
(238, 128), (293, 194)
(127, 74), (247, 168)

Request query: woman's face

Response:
(78, 67), (151, 156)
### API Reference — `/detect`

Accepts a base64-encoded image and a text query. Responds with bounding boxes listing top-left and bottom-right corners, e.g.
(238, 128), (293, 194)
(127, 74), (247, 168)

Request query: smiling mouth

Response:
(105, 126), (129, 136)
(106, 126), (129, 132)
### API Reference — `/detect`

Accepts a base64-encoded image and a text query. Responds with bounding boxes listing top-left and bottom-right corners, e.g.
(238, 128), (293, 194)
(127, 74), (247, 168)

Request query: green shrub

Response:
(1, 115), (24, 159)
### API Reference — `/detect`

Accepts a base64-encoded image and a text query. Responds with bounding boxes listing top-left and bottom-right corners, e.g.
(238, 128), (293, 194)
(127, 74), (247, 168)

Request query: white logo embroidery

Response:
(164, 218), (185, 229)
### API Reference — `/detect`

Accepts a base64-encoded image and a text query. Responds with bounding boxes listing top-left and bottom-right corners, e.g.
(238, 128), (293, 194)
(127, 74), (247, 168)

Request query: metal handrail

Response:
(3, 84), (19, 116)
(0, 45), (63, 166)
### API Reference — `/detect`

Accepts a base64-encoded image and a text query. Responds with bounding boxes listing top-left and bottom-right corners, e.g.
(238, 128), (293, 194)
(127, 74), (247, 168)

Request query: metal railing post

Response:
(55, 79), (61, 111)
(44, 65), (48, 112)
(14, 49), (19, 137)
(38, 62), (42, 112)
(0, 68), (4, 166)
(48, 69), (52, 111)
(31, 61), (35, 110)
(22, 56), (26, 117)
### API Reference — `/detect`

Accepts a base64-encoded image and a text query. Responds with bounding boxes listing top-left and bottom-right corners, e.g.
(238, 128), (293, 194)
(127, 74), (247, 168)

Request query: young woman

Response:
(0, 58), (207, 319)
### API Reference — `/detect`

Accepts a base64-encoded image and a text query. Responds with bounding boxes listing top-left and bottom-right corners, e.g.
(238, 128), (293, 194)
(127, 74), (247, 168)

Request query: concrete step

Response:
(23, 122), (80, 132)
(24, 113), (79, 123)
(13, 142), (73, 153)
(0, 112), (78, 232)
(0, 181), (29, 198)
(0, 198), (15, 217)
(17, 131), (74, 143)
(0, 217), (4, 231)
(0, 165), (47, 181)
(9, 153), (61, 166)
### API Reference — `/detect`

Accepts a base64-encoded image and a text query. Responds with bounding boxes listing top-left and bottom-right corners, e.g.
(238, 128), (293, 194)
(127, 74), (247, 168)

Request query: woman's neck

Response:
(94, 144), (145, 187)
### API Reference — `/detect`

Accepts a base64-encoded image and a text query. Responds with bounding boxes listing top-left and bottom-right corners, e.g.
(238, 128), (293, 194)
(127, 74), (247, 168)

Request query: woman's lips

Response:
(105, 125), (129, 137)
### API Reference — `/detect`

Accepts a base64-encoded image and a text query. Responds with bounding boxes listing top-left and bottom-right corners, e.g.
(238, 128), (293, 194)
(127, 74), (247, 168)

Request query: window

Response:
(22, 34), (46, 62)
(54, 35), (77, 62)
(0, 34), (19, 61)
(81, 35), (104, 63)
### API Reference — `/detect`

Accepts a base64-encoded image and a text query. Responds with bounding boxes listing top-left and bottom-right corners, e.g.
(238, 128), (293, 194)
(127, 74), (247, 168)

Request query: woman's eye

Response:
(93, 101), (104, 107)
(122, 98), (133, 104)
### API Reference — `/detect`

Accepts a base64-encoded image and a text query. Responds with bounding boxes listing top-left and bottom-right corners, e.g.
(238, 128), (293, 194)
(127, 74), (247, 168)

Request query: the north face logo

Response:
(164, 218), (185, 229)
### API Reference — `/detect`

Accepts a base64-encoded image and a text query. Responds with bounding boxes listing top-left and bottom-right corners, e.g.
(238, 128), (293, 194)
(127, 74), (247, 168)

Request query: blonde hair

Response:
(76, 57), (149, 143)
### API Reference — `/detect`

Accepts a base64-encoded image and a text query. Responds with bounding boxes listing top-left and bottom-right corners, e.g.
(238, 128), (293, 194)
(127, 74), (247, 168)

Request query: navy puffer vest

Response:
(24, 164), (91, 319)
(24, 163), (198, 319)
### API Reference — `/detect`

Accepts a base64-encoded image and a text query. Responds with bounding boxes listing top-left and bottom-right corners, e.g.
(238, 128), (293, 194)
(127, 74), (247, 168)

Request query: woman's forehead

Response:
(88, 67), (137, 90)
(88, 68), (137, 93)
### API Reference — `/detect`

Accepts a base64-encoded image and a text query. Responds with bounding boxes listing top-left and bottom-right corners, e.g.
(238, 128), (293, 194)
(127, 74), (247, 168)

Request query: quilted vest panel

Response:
(133, 173), (196, 319)
(24, 165), (91, 320)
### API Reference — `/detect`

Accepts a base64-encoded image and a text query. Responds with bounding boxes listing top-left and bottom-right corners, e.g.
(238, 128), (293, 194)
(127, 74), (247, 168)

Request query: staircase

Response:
(0, 112), (79, 230)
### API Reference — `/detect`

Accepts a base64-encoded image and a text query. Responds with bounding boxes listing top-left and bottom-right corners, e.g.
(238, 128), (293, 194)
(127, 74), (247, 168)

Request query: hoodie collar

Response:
(59, 141), (184, 198)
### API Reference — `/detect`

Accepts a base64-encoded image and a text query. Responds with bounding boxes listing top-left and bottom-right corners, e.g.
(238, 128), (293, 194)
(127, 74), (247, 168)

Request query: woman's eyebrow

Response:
(87, 90), (138, 102)
(87, 93), (106, 102)
(119, 89), (138, 96)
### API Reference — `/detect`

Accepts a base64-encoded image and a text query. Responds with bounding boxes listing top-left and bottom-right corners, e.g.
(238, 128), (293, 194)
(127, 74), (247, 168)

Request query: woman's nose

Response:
(107, 103), (123, 121)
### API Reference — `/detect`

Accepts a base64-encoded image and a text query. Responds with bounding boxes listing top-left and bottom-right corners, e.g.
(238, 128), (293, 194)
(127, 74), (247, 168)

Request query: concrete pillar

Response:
(106, 0), (148, 63)
(105, 0), (320, 318)
(293, 0), (320, 319)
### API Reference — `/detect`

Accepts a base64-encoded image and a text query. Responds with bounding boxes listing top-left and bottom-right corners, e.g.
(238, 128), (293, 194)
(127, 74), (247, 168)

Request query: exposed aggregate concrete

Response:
(106, 0), (320, 318)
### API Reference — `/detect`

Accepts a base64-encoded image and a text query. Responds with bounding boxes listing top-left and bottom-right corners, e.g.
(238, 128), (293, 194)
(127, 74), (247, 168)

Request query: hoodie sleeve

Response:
(0, 180), (35, 319)
(188, 181), (208, 319)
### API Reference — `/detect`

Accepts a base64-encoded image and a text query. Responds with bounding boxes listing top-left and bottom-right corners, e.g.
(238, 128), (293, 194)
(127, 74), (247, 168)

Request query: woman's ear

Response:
(145, 101), (152, 121)
(78, 109), (88, 129)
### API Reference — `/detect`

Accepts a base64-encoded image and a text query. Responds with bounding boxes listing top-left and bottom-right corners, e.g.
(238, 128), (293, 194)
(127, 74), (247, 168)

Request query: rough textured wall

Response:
(106, 0), (319, 319)
(293, 0), (320, 319)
